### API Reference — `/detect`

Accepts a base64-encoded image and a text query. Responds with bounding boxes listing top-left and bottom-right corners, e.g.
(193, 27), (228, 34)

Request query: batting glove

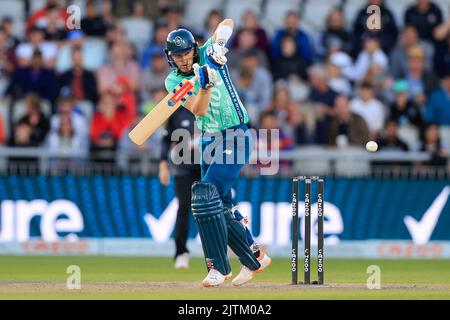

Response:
(205, 43), (228, 70)
(193, 63), (217, 89)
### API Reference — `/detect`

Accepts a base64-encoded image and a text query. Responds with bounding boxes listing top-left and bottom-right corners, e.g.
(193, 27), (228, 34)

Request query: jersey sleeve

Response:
(164, 73), (178, 93)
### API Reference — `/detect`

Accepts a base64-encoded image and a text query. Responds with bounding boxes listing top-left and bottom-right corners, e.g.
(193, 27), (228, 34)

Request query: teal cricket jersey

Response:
(164, 37), (249, 133)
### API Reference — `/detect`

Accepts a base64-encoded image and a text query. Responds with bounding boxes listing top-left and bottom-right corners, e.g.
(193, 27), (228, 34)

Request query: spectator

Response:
(1, 17), (20, 49)
(317, 8), (352, 58)
(120, 1), (154, 58)
(15, 26), (58, 69)
(271, 11), (313, 66)
(425, 72), (450, 125)
(403, 45), (440, 105)
(26, 0), (68, 35)
(231, 49), (273, 126)
(405, 0), (443, 44)
(56, 30), (108, 74)
(39, 4), (67, 41)
(105, 23), (127, 48)
(351, 32), (388, 82)
(271, 34), (308, 81)
(202, 9), (223, 40)
(0, 27), (16, 93)
(102, 0), (117, 28)
(97, 41), (141, 95)
(5, 50), (56, 103)
(141, 51), (169, 104)
(141, 87), (167, 115)
(267, 80), (307, 143)
(0, 112), (5, 145)
(15, 93), (50, 146)
(374, 120), (410, 167)
(433, 32), (450, 78)
(419, 123), (448, 167)
(163, 5), (183, 31)
(57, 47), (99, 106)
(352, 0), (398, 55)
(390, 25), (434, 79)
(308, 64), (338, 144)
(327, 95), (370, 147)
(390, 79), (424, 128)
(90, 78), (136, 154)
(50, 94), (89, 145)
(326, 61), (352, 97)
(8, 121), (34, 148)
(228, 28), (269, 70)
(258, 110), (294, 175)
(377, 120), (409, 151)
(141, 23), (169, 69)
(47, 113), (88, 155)
(350, 81), (386, 138)
(232, 10), (270, 56)
(308, 64), (338, 109)
(81, 0), (109, 37)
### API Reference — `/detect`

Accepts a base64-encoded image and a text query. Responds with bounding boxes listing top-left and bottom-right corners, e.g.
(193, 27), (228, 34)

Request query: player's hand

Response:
(159, 161), (170, 186)
(193, 63), (216, 89)
(205, 42), (228, 69)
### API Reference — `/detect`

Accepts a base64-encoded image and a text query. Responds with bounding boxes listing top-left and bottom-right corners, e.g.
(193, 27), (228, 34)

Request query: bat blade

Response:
(128, 78), (196, 145)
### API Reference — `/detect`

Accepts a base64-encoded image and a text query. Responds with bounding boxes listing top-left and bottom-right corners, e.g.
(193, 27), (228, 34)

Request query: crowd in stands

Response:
(0, 0), (450, 170)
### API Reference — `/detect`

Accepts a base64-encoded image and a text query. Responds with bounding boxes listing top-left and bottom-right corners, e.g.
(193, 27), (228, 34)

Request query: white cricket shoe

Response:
(256, 251), (272, 273)
(202, 269), (227, 287)
(174, 253), (189, 269)
(232, 251), (272, 287)
(232, 266), (255, 287)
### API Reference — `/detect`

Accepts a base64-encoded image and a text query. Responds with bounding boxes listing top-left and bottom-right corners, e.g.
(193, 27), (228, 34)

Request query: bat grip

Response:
(189, 74), (199, 84)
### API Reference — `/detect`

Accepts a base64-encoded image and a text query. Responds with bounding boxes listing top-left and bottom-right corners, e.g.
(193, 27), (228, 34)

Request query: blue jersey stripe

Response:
(218, 65), (245, 124)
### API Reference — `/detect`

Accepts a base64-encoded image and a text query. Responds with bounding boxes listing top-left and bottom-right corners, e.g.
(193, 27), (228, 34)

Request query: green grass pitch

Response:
(0, 256), (449, 299)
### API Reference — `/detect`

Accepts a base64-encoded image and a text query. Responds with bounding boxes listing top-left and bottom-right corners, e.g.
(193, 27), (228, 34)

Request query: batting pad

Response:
(191, 182), (231, 276)
(224, 209), (261, 271)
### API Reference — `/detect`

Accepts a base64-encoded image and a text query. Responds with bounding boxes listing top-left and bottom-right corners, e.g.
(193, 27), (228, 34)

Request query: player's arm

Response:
(213, 19), (234, 45)
(205, 19), (234, 70)
(184, 88), (211, 117)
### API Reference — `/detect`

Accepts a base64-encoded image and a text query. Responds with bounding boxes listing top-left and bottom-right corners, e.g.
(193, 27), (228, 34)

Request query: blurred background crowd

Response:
(0, 0), (450, 174)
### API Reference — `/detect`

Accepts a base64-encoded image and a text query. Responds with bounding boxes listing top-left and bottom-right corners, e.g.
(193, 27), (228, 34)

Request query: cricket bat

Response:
(128, 75), (198, 145)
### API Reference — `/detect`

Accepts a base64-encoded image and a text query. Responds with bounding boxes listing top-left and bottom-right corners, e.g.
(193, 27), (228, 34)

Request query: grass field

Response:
(0, 256), (449, 300)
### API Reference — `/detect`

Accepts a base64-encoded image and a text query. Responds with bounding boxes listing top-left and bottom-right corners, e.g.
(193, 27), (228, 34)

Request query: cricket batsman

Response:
(164, 19), (271, 287)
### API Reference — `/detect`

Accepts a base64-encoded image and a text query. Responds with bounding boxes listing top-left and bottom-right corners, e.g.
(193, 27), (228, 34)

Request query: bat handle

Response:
(189, 74), (199, 84)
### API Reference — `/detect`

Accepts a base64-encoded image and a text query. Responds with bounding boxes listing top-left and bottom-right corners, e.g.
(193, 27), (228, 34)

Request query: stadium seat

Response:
(397, 124), (420, 151)
(334, 146), (371, 177)
(302, 0), (341, 34)
(0, 99), (10, 142)
(343, 0), (364, 30)
(294, 146), (331, 176)
(183, 0), (224, 31)
(434, 0), (450, 20)
(119, 18), (153, 57)
(29, 0), (48, 15)
(387, 0), (415, 27)
(439, 126), (450, 151)
(263, 0), (302, 34)
(12, 99), (52, 124)
(0, 0), (25, 21)
(56, 37), (108, 73)
(0, 0), (26, 38)
(223, 0), (263, 27)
